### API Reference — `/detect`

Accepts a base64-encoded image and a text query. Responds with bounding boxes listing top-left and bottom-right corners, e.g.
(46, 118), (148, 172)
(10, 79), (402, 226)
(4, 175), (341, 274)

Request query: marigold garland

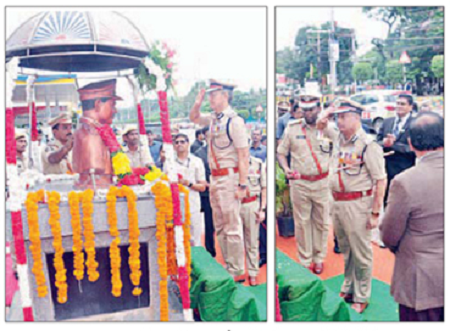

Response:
(25, 189), (48, 298)
(68, 192), (84, 281)
(106, 186), (123, 297)
(117, 186), (142, 296)
(178, 185), (191, 288)
(47, 191), (68, 304)
(151, 181), (171, 321)
(166, 224), (177, 276)
(81, 189), (99, 282)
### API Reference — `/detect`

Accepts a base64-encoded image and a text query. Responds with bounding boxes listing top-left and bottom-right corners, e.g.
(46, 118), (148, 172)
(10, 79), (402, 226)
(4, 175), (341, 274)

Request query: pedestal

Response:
(6, 183), (185, 321)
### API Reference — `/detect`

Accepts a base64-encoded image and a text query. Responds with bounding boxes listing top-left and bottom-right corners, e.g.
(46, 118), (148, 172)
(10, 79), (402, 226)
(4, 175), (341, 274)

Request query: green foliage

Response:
(351, 62), (373, 83)
(431, 55), (444, 78)
(385, 60), (404, 84)
(136, 41), (176, 96)
(277, 22), (355, 87)
(363, 7), (443, 88)
(114, 80), (266, 124)
(236, 109), (250, 119)
(276, 163), (292, 217)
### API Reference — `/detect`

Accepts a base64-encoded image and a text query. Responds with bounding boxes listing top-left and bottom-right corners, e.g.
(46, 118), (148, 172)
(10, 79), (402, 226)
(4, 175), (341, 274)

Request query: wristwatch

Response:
(238, 184), (247, 190)
(371, 211), (380, 217)
(188, 182), (193, 188)
(261, 207), (267, 212)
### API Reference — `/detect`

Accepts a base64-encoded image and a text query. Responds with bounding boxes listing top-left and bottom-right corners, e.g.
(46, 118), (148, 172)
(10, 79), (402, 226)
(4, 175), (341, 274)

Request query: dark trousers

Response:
(259, 217), (267, 262)
(399, 304), (444, 322)
(201, 195), (216, 257)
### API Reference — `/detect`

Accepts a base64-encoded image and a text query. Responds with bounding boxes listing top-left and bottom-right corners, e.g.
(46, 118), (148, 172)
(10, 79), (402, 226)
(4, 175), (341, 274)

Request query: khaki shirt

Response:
(17, 154), (28, 175)
(248, 156), (266, 196)
(41, 139), (72, 175)
(207, 106), (249, 170)
(277, 119), (338, 177)
(330, 127), (386, 192)
(123, 145), (154, 168)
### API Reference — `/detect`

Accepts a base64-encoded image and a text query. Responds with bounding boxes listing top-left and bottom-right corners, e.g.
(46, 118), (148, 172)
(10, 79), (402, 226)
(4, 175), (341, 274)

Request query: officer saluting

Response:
(318, 98), (387, 313)
(240, 155), (266, 286)
(189, 79), (249, 282)
(41, 113), (74, 175)
(277, 87), (337, 274)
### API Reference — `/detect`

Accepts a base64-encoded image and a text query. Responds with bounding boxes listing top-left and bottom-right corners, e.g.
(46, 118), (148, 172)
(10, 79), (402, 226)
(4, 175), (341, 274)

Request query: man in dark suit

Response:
(377, 94), (416, 205)
(190, 127), (206, 153)
(381, 112), (444, 321)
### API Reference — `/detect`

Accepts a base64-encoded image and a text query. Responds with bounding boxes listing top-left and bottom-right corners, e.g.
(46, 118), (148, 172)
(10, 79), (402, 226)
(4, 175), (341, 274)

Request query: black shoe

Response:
(259, 258), (267, 268)
(334, 245), (341, 254)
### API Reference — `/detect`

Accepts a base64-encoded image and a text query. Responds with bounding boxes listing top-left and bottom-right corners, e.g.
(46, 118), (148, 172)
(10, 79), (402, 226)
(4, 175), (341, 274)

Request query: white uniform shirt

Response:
(165, 154), (206, 214)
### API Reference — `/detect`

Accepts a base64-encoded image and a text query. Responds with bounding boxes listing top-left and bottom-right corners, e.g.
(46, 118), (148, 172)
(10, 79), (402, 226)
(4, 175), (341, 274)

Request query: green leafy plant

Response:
(276, 163), (292, 217)
(136, 41), (176, 95)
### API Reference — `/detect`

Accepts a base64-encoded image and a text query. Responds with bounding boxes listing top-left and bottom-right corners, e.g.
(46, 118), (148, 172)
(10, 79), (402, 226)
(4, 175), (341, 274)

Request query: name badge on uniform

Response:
(295, 135), (306, 140)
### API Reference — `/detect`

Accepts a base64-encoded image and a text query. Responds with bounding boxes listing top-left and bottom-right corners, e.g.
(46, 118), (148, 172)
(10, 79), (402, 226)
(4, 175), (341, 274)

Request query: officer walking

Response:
(189, 79), (249, 282)
(318, 98), (387, 313)
(240, 156), (266, 285)
(41, 113), (74, 175)
(277, 88), (337, 274)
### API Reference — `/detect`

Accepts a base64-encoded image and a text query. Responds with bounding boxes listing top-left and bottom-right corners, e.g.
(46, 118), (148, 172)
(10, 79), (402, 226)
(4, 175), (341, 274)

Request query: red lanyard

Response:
(301, 126), (323, 175)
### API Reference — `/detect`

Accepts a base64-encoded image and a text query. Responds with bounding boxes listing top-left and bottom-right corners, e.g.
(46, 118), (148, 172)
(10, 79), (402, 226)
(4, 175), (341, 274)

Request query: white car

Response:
(349, 90), (410, 132)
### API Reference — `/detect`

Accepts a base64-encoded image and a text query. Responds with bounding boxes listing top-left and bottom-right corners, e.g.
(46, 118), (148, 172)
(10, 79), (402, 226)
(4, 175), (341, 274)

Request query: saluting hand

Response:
(194, 89), (206, 107)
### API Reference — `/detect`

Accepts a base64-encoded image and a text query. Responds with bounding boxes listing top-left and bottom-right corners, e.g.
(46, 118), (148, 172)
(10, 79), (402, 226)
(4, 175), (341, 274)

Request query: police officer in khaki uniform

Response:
(189, 79), (249, 281)
(16, 131), (28, 175)
(318, 99), (387, 313)
(122, 125), (154, 168)
(240, 156), (266, 286)
(277, 89), (338, 274)
(41, 113), (73, 175)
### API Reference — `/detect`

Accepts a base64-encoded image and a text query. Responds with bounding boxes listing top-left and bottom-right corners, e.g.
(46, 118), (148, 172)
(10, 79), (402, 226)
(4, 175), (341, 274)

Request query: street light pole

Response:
(329, 8), (337, 97)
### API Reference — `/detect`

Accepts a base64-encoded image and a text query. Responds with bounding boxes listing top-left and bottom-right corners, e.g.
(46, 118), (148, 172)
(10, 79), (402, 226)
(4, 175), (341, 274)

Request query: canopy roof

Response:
(6, 11), (150, 72)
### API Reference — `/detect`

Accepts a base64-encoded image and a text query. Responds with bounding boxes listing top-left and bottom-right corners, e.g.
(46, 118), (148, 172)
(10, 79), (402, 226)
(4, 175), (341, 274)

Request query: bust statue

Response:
(73, 79), (122, 189)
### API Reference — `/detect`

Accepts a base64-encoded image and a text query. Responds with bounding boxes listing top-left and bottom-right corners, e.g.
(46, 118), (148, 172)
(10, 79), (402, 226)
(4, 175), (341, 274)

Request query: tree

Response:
(351, 62), (373, 83)
(363, 7), (443, 92)
(385, 60), (403, 85)
(279, 22), (355, 87)
(431, 55), (444, 78)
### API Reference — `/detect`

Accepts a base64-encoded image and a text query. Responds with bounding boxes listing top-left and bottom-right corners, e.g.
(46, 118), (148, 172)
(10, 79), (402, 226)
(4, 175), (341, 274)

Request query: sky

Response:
(6, 7), (267, 105)
(276, 7), (389, 56)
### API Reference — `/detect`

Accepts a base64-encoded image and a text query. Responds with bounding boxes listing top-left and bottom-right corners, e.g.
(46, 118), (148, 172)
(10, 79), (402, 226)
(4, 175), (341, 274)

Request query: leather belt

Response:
(211, 167), (238, 177)
(300, 171), (329, 182)
(242, 196), (258, 204)
(332, 189), (373, 201)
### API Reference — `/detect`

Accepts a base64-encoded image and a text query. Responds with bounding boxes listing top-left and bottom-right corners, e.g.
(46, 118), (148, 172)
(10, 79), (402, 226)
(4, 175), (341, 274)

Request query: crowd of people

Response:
(276, 87), (444, 320)
(12, 79), (267, 287)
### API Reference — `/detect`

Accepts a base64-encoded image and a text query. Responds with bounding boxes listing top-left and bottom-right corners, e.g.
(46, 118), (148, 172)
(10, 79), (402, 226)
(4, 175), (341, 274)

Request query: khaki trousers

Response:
(210, 171), (245, 276)
(239, 199), (260, 277)
(332, 196), (373, 303)
(290, 180), (330, 267)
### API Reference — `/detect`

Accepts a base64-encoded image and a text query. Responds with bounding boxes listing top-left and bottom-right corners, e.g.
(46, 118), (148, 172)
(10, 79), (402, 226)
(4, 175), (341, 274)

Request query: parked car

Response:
(348, 90), (412, 132)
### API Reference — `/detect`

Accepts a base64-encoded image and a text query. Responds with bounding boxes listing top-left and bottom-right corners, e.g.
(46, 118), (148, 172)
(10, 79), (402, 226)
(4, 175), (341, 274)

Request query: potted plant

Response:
(276, 163), (295, 237)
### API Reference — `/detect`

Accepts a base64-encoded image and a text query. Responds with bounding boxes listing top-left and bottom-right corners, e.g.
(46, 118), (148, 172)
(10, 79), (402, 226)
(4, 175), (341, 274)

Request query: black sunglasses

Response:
(175, 140), (187, 145)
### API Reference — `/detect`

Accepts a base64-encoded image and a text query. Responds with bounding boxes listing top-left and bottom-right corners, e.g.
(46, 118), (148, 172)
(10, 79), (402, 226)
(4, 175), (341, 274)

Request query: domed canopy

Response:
(6, 11), (150, 72)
